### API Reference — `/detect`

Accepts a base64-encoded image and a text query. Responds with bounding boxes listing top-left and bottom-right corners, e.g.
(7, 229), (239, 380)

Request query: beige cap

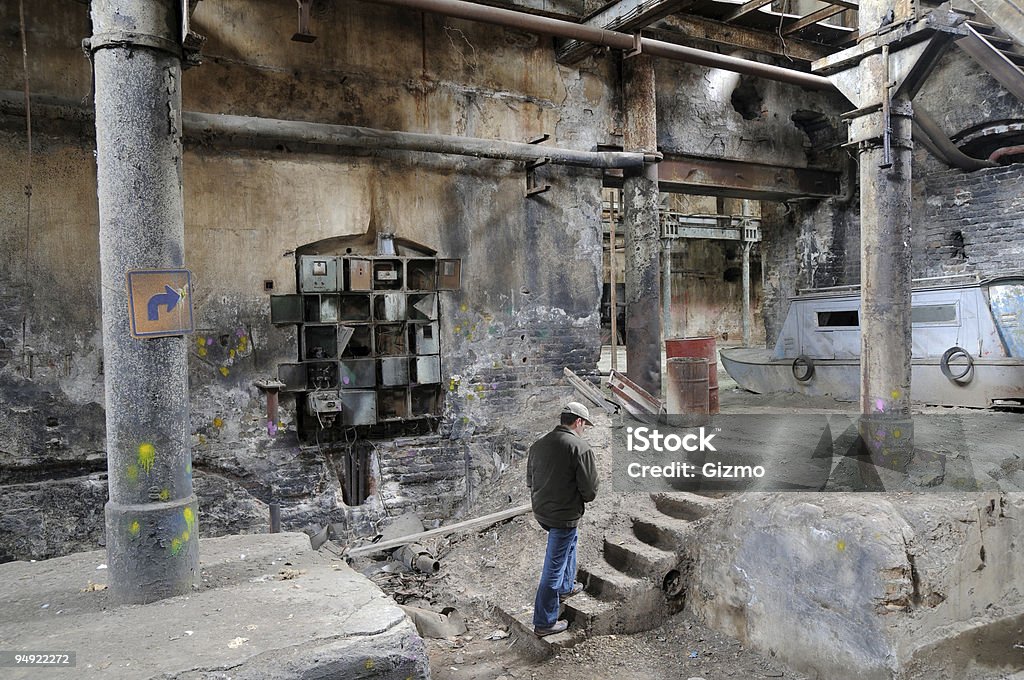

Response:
(562, 401), (593, 426)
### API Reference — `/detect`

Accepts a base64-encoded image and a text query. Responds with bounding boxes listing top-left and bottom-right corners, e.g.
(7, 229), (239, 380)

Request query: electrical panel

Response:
(278, 252), (461, 438)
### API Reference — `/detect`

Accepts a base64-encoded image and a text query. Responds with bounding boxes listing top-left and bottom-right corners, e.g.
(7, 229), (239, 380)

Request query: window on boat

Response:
(817, 310), (859, 327)
(911, 304), (957, 324)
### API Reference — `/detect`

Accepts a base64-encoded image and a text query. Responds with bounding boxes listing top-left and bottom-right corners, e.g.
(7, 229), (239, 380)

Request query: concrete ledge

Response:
(0, 533), (429, 679)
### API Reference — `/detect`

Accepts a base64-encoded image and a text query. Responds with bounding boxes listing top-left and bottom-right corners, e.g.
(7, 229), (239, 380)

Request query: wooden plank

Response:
(345, 504), (532, 557)
(724, 0), (774, 23)
(783, 5), (847, 36)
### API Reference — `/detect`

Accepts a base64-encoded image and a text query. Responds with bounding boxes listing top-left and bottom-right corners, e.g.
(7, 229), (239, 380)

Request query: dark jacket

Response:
(526, 425), (599, 528)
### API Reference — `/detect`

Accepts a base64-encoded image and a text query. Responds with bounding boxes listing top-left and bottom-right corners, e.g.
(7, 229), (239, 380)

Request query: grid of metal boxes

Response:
(271, 254), (461, 427)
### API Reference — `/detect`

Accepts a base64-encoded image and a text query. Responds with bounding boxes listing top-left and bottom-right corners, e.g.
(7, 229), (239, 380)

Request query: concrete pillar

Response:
(622, 54), (662, 396)
(855, 0), (915, 467)
(90, 0), (199, 603)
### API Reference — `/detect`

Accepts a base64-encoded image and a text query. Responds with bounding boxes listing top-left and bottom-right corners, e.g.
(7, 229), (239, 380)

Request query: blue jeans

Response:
(533, 526), (578, 628)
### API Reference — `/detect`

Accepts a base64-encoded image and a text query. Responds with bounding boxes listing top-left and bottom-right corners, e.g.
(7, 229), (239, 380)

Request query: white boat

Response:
(720, 276), (1024, 407)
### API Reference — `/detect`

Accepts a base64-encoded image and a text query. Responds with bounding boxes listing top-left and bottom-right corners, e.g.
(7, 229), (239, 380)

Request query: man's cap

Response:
(562, 401), (593, 426)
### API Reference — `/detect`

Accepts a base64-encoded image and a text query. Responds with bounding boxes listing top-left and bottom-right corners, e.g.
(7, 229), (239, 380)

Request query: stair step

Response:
(562, 591), (617, 634)
(631, 511), (693, 551)
(967, 19), (996, 34)
(1001, 50), (1024, 67)
(603, 534), (677, 579)
(986, 34), (1015, 49)
(651, 491), (721, 521)
(578, 561), (644, 600)
(497, 607), (586, 657)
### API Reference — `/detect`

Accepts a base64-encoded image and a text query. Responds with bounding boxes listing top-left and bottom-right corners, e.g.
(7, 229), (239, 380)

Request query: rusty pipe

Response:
(183, 110), (655, 168)
(360, 0), (835, 90)
(989, 144), (1024, 164)
(395, 543), (440, 573)
(0, 90), (651, 169)
(912, 106), (997, 171)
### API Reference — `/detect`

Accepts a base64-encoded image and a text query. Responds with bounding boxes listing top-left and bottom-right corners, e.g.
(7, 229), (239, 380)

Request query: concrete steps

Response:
(494, 491), (728, 655)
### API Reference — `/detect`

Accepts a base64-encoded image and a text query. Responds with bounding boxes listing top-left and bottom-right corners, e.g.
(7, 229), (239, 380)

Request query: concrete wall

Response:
(0, 1), (846, 560)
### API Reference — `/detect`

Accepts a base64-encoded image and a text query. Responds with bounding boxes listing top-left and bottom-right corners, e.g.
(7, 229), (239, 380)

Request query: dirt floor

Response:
(347, 349), (1024, 679)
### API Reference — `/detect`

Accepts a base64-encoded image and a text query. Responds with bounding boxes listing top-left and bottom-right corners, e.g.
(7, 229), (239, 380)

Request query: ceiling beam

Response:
(723, 0), (774, 23)
(605, 153), (842, 200)
(557, 0), (695, 64)
(783, 4), (847, 36)
(651, 14), (831, 63)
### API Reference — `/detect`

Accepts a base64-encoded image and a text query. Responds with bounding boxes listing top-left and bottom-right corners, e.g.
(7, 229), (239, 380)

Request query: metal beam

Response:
(606, 154), (842, 200)
(783, 5), (847, 37)
(557, 0), (694, 64)
(724, 0), (774, 23)
(650, 14), (831, 63)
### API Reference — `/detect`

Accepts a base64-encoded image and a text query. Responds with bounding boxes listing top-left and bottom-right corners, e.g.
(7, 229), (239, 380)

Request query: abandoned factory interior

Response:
(3, 0), (1024, 678)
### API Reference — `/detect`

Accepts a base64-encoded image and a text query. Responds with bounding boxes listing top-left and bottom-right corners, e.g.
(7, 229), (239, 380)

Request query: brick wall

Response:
(915, 163), (1024, 278)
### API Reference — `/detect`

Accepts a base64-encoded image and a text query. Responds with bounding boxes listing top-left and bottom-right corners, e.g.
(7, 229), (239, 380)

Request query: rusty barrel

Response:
(666, 357), (709, 418)
(665, 336), (718, 413)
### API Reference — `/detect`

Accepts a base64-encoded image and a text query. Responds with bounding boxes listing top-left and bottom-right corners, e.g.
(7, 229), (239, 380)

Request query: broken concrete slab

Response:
(0, 532), (429, 679)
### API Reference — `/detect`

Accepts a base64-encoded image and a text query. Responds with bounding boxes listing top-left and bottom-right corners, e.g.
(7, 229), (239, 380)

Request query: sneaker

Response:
(534, 620), (569, 637)
(559, 581), (584, 601)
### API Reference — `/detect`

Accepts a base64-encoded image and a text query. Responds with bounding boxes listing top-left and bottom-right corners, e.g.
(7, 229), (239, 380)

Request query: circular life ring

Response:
(940, 346), (974, 383)
(792, 355), (815, 382)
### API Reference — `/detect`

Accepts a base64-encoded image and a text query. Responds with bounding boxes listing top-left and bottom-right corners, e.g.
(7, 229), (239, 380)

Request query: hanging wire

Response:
(18, 0), (33, 269)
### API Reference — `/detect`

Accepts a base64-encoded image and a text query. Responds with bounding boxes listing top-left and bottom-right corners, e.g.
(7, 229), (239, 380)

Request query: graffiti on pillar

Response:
(128, 520), (141, 539)
(170, 506), (197, 557)
(138, 442), (156, 473)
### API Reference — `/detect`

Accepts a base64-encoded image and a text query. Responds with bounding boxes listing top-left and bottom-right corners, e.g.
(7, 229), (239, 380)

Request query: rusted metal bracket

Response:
(625, 33), (643, 59)
(292, 0), (317, 43)
(526, 134), (551, 197)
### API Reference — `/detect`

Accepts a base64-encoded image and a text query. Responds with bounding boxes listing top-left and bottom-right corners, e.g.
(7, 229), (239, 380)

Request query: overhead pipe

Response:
(912, 106), (997, 171)
(0, 90), (651, 169)
(360, 0), (835, 90)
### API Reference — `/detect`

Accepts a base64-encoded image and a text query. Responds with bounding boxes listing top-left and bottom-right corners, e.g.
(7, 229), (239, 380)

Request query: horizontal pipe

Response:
(0, 90), (650, 169)
(183, 110), (654, 168)
(362, 0), (835, 90)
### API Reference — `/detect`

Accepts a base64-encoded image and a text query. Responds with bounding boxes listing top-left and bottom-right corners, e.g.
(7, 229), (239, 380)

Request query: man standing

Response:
(527, 401), (599, 636)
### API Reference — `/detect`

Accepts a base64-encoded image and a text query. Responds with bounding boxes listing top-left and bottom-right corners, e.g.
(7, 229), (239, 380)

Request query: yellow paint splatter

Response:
(138, 443), (156, 474)
(219, 366), (229, 377)
(183, 507), (196, 533)
(365, 660), (375, 671)
(213, 417), (223, 428)
(893, 429), (902, 439)
(159, 489), (171, 502)
(128, 520), (140, 537)
(171, 537), (183, 555)
(182, 530), (190, 542)
(460, 304), (468, 312)
(837, 540), (846, 552)
(454, 325), (461, 333)
(197, 337), (206, 346)
(229, 349), (236, 359)
(126, 464), (139, 482)
(198, 347), (207, 358)
(186, 463), (192, 474)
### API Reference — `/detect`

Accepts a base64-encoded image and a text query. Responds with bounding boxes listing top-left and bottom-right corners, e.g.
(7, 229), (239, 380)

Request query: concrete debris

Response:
(399, 604), (468, 639)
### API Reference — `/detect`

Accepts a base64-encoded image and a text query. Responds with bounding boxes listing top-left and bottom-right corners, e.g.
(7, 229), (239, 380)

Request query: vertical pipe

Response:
(267, 388), (280, 436)
(662, 239), (672, 342)
(622, 54), (662, 396)
(269, 503), (281, 533)
(92, 0), (199, 603)
(610, 202), (619, 372)
(742, 241), (752, 347)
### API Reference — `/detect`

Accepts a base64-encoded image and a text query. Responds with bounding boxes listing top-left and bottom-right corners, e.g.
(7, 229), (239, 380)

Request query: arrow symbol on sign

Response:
(147, 285), (181, 321)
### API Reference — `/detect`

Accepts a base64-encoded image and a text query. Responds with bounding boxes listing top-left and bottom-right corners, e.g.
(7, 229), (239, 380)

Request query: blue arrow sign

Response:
(147, 285), (181, 321)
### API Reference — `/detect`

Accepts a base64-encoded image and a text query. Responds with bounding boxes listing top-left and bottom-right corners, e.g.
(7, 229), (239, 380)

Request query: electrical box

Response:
(339, 358), (376, 388)
(270, 295), (303, 325)
(409, 293), (437, 321)
(414, 356), (441, 384)
(302, 325), (338, 360)
(381, 357), (409, 386)
(278, 362), (307, 392)
(347, 259), (372, 291)
(306, 390), (344, 415)
(340, 390), (377, 425)
(438, 259), (462, 290)
(375, 293), (406, 322)
(415, 322), (440, 355)
(300, 256), (338, 292)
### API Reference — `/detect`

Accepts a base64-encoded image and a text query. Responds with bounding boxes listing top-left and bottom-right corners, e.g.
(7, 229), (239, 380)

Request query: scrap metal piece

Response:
(608, 370), (664, 421)
(563, 367), (615, 412)
(292, 0), (317, 42)
(395, 543), (440, 573)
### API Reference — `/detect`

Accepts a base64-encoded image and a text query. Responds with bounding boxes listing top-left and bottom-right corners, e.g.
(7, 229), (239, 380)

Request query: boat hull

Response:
(720, 347), (1024, 408)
